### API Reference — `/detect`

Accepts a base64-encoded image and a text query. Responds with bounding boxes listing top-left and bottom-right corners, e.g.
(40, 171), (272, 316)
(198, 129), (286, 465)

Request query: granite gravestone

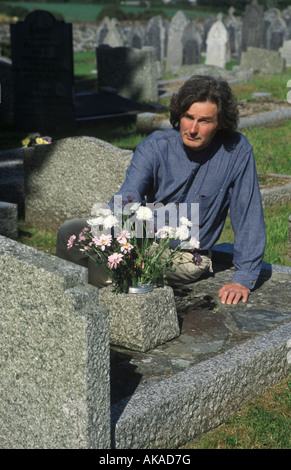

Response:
(10, 10), (74, 134)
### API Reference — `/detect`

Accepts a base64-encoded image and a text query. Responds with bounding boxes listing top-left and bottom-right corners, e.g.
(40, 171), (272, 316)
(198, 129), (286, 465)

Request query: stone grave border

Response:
(0, 235), (290, 448)
(112, 285), (291, 448)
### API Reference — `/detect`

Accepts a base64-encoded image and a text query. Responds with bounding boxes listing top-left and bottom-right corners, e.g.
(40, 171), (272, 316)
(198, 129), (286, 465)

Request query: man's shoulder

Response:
(219, 130), (253, 153)
(138, 128), (178, 147)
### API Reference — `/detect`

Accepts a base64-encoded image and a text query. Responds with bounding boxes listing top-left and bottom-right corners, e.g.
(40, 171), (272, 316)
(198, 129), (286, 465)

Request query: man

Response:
(57, 75), (266, 304)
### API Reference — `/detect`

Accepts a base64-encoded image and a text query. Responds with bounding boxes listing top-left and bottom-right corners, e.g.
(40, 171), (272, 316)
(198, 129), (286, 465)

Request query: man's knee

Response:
(166, 251), (212, 286)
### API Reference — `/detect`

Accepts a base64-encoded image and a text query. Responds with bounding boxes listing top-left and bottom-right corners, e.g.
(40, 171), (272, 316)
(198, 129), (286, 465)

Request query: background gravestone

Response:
(240, 46), (286, 74)
(97, 45), (158, 102)
(144, 16), (166, 65)
(240, 0), (264, 54)
(166, 11), (189, 72)
(127, 23), (145, 49)
(182, 22), (202, 66)
(10, 10), (74, 134)
(23, 136), (132, 232)
(0, 59), (13, 125)
(205, 15), (228, 69)
(225, 7), (242, 58)
(263, 9), (288, 51)
(279, 40), (291, 66)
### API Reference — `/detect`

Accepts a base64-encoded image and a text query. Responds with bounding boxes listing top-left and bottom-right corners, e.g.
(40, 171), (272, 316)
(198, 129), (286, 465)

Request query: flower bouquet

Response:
(21, 133), (52, 148)
(67, 198), (201, 293)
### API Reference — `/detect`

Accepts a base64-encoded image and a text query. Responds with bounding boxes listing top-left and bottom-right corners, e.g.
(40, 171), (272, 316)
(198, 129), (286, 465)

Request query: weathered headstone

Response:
(101, 18), (124, 48)
(240, 46), (286, 74)
(241, 0), (264, 53)
(201, 17), (215, 53)
(282, 6), (291, 38)
(23, 136), (132, 231)
(166, 11), (189, 72)
(97, 17), (110, 45)
(10, 10), (74, 134)
(279, 39), (291, 66)
(225, 7), (242, 57)
(205, 15), (228, 69)
(127, 23), (145, 49)
(144, 16), (166, 64)
(182, 22), (202, 66)
(97, 45), (158, 102)
(263, 9), (288, 51)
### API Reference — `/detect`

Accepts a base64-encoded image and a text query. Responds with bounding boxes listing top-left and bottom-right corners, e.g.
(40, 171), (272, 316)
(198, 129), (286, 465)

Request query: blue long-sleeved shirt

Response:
(110, 128), (266, 290)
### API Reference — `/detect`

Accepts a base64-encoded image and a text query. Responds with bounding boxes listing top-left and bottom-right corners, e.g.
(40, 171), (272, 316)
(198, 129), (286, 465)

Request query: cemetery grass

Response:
(217, 201), (291, 268)
(17, 201), (291, 267)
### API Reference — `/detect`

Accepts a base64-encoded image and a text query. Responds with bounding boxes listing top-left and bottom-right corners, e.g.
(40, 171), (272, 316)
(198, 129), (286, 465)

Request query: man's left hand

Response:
(218, 283), (250, 305)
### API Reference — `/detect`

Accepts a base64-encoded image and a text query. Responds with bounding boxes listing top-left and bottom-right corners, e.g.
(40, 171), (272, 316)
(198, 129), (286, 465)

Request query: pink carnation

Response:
(78, 230), (87, 243)
(67, 234), (76, 249)
(108, 253), (123, 269)
(92, 234), (112, 251)
(120, 242), (134, 254)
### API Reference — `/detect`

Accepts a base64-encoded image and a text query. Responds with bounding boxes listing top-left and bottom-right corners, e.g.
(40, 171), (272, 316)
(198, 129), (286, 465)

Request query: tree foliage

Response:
(196, 0), (291, 13)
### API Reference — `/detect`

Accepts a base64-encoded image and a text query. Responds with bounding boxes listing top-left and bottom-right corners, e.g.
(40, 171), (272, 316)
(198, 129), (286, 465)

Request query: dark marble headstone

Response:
(144, 16), (166, 63)
(10, 10), (74, 133)
(241, 0), (264, 53)
(182, 23), (201, 66)
(263, 10), (288, 51)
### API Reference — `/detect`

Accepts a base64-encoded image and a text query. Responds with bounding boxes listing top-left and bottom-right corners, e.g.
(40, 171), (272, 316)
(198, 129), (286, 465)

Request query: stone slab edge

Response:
(112, 320), (291, 449)
(0, 235), (88, 289)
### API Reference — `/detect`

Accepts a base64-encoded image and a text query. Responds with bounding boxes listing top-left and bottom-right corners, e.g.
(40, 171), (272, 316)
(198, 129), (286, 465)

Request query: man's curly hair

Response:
(169, 75), (239, 132)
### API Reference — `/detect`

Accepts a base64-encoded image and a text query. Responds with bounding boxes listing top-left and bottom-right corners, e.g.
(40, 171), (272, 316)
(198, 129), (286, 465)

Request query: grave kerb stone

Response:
(0, 236), (111, 449)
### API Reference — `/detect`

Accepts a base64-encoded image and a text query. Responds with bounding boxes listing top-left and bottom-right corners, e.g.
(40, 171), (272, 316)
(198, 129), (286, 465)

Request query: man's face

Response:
(179, 101), (220, 151)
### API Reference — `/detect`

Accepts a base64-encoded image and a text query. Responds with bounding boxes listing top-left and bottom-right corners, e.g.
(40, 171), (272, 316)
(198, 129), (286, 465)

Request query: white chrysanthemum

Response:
(91, 203), (112, 217)
(155, 226), (176, 239)
(87, 216), (104, 227)
(130, 202), (141, 213)
(103, 215), (119, 229)
(135, 206), (153, 221)
(180, 237), (200, 250)
(180, 216), (193, 227)
(175, 225), (190, 241)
